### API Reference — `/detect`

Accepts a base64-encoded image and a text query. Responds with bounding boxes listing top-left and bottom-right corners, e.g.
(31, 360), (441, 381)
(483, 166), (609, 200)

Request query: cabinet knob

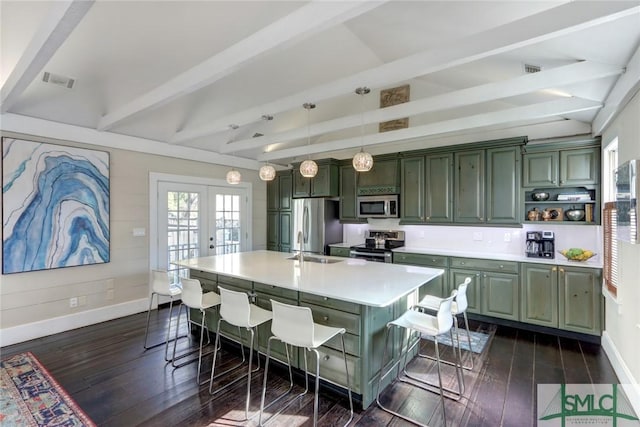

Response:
(499, 265), (504, 269)
(426, 216), (430, 220)
(552, 267), (557, 272)
(323, 355), (330, 361)
(323, 297), (329, 301)
(432, 259), (437, 262)
(475, 273), (480, 277)
(461, 262), (465, 265)
(323, 316), (329, 322)
(559, 268), (565, 273)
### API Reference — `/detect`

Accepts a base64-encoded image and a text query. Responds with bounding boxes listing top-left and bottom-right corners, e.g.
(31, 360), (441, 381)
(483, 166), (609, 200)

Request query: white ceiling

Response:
(2, 0), (639, 171)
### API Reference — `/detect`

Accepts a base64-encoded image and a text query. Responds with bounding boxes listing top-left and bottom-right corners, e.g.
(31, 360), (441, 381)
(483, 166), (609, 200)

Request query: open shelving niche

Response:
(523, 186), (599, 225)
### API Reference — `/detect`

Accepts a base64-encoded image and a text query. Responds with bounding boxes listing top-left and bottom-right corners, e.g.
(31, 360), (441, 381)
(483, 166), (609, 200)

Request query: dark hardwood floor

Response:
(1, 307), (618, 427)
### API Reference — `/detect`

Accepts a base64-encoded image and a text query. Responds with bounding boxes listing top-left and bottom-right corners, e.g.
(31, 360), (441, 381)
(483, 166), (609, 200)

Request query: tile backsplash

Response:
(343, 219), (602, 257)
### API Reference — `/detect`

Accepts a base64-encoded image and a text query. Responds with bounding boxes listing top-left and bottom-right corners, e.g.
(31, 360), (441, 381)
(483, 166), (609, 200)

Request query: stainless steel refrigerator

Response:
(292, 198), (343, 255)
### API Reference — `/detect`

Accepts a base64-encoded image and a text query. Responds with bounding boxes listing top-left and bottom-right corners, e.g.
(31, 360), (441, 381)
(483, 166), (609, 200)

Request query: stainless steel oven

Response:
(349, 230), (404, 263)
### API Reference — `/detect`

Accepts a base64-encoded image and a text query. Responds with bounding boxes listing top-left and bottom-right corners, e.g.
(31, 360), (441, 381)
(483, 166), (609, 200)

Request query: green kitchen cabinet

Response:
(400, 156), (424, 222)
(293, 161), (339, 198)
(523, 145), (600, 188)
(486, 146), (520, 224)
(449, 257), (519, 321)
(329, 246), (351, 257)
(400, 153), (453, 224)
(339, 164), (362, 222)
(521, 263), (602, 335)
(454, 150), (485, 223)
(357, 157), (400, 195)
(267, 172), (293, 252)
(521, 263), (559, 328)
(559, 265), (602, 335)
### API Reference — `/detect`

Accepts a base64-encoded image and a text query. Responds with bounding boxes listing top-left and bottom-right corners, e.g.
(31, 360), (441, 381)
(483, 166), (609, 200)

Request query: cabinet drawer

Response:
(301, 302), (361, 336)
(306, 345), (361, 393)
(299, 292), (361, 315)
(217, 275), (252, 291)
(254, 282), (298, 301)
(329, 247), (351, 258)
(393, 252), (448, 268)
(449, 257), (518, 274)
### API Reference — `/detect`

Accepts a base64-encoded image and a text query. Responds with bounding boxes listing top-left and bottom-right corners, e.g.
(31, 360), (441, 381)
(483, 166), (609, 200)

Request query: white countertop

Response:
(328, 242), (353, 249)
(178, 250), (444, 307)
(393, 247), (603, 268)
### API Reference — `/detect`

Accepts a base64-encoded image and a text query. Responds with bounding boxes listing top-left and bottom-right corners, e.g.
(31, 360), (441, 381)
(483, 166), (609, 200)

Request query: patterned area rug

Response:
(0, 352), (96, 427)
(421, 327), (493, 354)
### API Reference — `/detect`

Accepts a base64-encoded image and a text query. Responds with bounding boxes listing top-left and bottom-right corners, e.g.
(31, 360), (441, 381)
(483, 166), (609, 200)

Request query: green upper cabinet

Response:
(523, 144), (600, 188)
(293, 161), (339, 198)
(486, 146), (521, 224)
(339, 164), (363, 222)
(267, 178), (279, 211)
(400, 156), (424, 222)
(279, 173), (292, 211)
(357, 158), (399, 195)
(266, 171), (293, 252)
(454, 150), (485, 223)
(400, 153), (453, 223)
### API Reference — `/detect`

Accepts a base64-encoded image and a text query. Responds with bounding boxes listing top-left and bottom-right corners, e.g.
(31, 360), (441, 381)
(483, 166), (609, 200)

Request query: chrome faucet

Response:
(297, 231), (304, 264)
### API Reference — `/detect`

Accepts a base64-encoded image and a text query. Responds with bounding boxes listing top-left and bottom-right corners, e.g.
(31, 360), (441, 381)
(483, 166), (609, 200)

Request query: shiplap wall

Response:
(0, 131), (266, 340)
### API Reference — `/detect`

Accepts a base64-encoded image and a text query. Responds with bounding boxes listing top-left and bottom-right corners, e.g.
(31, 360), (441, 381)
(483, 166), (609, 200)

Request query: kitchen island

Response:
(178, 250), (444, 408)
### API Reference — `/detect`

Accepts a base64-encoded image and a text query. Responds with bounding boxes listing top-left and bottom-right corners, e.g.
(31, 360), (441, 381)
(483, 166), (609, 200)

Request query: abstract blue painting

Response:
(2, 138), (110, 274)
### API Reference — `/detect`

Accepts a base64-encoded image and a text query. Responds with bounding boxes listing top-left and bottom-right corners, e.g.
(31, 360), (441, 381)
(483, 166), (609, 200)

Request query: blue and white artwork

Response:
(2, 138), (110, 274)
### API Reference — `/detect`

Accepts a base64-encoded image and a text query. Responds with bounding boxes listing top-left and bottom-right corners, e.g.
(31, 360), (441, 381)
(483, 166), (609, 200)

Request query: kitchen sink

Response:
(286, 255), (342, 264)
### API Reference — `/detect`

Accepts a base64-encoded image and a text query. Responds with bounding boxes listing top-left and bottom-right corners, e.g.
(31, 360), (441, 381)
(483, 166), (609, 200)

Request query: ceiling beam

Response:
(220, 61), (622, 154)
(592, 42), (640, 136)
(172, 1), (640, 145)
(258, 98), (602, 161)
(0, 0), (94, 113)
(96, 0), (387, 131)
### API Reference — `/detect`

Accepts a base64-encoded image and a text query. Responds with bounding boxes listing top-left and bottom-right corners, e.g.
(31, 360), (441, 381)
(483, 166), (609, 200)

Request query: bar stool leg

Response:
(340, 334), (354, 424)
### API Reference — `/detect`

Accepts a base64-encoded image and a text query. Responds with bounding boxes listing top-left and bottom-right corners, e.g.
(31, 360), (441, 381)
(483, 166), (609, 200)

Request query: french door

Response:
(156, 181), (248, 283)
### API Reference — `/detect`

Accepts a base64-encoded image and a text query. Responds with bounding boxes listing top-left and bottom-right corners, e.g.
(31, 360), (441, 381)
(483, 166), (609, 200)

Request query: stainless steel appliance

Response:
(615, 159), (638, 244)
(292, 198), (343, 255)
(357, 195), (399, 218)
(349, 230), (405, 263)
(525, 230), (555, 258)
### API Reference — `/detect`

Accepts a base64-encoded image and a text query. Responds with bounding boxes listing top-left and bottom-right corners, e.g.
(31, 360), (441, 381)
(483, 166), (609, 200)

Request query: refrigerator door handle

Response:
(303, 205), (309, 244)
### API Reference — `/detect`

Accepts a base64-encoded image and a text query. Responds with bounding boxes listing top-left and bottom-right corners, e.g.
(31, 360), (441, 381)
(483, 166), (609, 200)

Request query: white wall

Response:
(0, 131), (266, 346)
(601, 90), (640, 412)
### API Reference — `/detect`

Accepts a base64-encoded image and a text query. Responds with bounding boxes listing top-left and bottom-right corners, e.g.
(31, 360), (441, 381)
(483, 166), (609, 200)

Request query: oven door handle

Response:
(350, 250), (387, 258)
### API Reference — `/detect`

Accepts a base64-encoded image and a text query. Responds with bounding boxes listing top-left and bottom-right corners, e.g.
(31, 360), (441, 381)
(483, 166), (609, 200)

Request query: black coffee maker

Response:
(525, 230), (555, 258)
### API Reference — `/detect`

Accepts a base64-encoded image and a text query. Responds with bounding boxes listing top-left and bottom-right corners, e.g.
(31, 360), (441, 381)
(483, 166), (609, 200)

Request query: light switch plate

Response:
(133, 228), (146, 237)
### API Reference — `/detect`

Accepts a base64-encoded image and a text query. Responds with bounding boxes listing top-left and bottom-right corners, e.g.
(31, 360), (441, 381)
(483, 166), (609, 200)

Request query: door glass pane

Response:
(215, 193), (241, 254)
(167, 191), (199, 283)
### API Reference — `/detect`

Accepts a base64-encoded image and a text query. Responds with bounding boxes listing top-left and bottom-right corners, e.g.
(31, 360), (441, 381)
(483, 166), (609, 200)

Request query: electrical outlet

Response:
(473, 232), (483, 241)
(69, 297), (78, 308)
(504, 233), (511, 242)
(107, 289), (114, 300)
(78, 295), (87, 306)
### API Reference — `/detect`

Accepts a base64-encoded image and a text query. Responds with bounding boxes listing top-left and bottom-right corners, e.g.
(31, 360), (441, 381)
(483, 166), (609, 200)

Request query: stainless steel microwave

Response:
(357, 195), (399, 218)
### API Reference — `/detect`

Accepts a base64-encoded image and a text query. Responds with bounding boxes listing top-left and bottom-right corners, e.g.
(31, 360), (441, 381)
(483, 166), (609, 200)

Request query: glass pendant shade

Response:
(300, 159), (318, 178)
(353, 149), (374, 172)
(259, 164), (276, 181)
(226, 169), (242, 185)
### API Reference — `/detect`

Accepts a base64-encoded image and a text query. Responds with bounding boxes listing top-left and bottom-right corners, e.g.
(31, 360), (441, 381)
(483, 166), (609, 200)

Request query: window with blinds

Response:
(603, 201), (618, 297)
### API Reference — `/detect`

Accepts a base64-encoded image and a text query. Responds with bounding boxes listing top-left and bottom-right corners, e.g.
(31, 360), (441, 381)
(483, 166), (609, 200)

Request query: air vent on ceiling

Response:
(524, 64), (541, 74)
(42, 72), (75, 89)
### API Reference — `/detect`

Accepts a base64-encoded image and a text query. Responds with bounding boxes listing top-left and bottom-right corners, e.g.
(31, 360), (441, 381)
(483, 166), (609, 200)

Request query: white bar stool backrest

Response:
(219, 287), (251, 328)
(436, 289), (457, 335)
(151, 269), (172, 295)
(453, 277), (472, 314)
(271, 300), (314, 348)
(181, 277), (204, 309)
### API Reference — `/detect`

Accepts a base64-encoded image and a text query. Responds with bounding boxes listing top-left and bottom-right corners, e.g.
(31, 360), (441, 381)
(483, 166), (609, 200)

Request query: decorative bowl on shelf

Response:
(531, 191), (550, 201)
(565, 208), (585, 221)
(558, 248), (596, 261)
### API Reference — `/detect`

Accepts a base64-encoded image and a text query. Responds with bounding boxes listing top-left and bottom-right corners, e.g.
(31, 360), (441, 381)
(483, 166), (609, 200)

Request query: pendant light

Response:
(226, 124), (242, 185)
(352, 86), (373, 172)
(299, 102), (318, 178)
(258, 114), (277, 181)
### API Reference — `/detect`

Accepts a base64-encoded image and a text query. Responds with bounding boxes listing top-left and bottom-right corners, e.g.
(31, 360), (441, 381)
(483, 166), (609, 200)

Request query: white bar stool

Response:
(143, 269), (187, 361)
(171, 277), (221, 385)
(209, 287), (273, 420)
(415, 277), (475, 370)
(259, 300), (354, 427)
(376, 291), (463, 427)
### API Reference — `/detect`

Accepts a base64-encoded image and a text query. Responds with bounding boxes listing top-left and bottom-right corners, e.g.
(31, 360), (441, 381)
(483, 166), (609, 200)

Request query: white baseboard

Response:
(0, 298), (148, 347)
(602, 330), (640, 418)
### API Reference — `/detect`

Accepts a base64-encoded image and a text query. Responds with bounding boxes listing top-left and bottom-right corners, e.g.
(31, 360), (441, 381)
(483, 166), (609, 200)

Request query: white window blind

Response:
(603, 202), (618, 297)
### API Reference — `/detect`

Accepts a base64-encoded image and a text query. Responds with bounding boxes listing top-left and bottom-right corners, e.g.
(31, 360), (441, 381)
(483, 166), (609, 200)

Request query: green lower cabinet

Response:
(393, 252), (449, 298)
(255, 294), (300, 369)
(559, 266), (602, 335)
(449, 269), (481, 313)
(329, 246), (351, 257)
(481, 272), (519, 321)
(521, 263), (602, 335)
(521, 263), (559, 328)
